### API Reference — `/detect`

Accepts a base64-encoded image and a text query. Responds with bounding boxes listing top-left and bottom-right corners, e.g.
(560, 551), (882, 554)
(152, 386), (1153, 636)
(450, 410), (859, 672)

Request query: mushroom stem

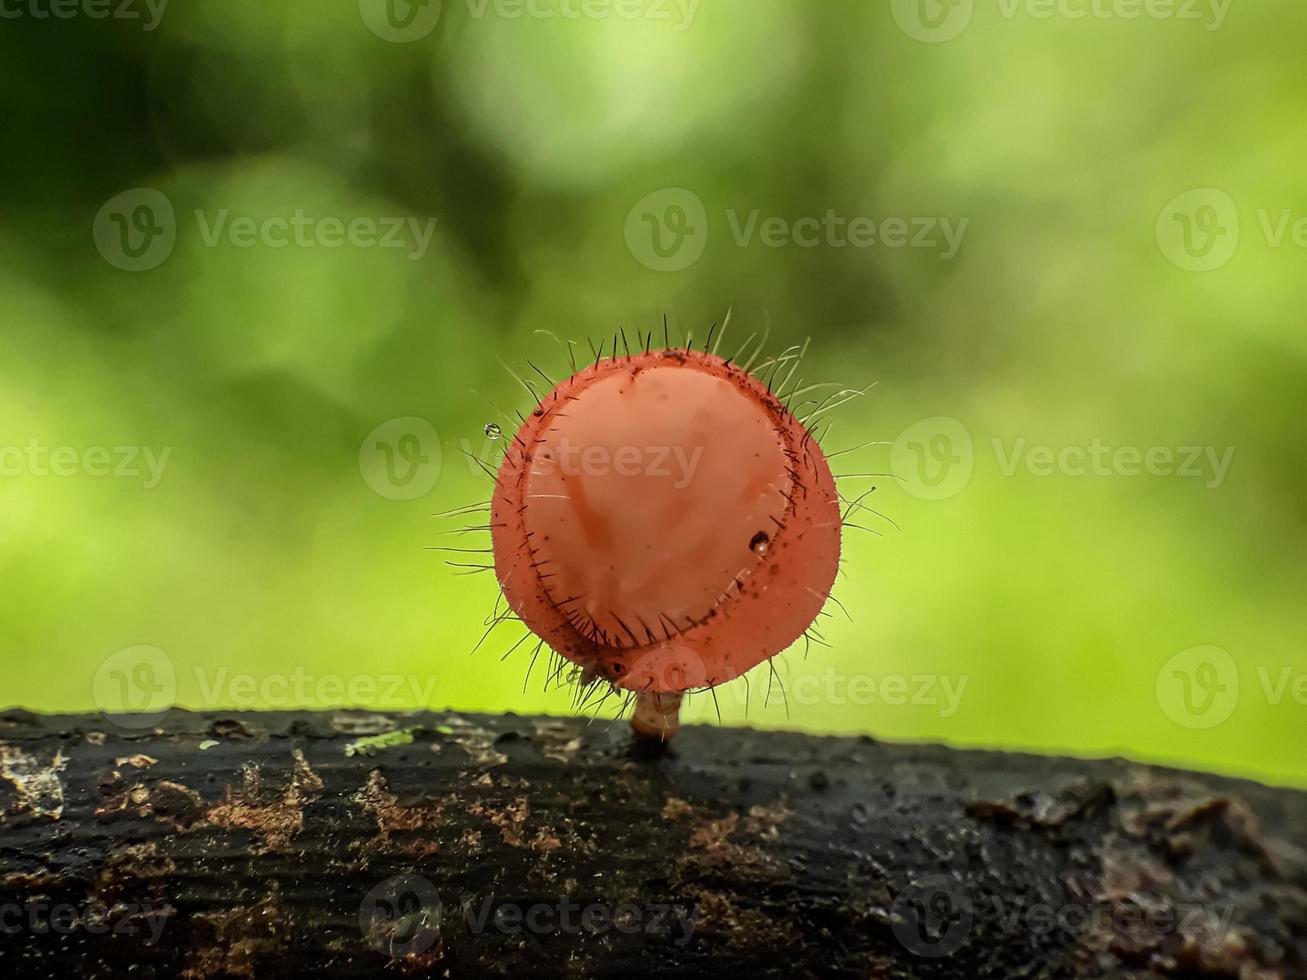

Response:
(629, 691), (683, 742)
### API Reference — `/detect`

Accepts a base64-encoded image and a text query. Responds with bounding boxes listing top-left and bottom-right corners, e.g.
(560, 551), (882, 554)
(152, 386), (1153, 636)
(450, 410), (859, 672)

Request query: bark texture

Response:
(0, 708), (1304, 979)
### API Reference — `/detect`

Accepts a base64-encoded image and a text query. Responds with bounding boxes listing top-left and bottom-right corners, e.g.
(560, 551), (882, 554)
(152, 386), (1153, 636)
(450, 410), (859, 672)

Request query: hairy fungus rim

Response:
(491, 346), (838, 693)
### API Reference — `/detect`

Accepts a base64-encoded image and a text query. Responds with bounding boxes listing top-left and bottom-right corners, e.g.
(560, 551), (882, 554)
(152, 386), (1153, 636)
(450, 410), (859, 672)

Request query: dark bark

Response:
(0, 708), (1304, 979)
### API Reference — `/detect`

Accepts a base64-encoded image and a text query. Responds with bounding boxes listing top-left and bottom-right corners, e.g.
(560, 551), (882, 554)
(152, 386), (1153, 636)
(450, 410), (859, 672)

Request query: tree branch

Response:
(0, 708), (1303, 978)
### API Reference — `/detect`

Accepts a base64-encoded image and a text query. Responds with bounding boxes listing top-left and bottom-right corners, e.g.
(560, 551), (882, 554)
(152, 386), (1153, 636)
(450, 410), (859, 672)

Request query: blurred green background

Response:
(2, 0), (1304, 786)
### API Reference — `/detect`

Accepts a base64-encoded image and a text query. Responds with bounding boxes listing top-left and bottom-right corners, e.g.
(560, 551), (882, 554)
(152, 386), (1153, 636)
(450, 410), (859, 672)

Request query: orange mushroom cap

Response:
(491, 348), (841, 695)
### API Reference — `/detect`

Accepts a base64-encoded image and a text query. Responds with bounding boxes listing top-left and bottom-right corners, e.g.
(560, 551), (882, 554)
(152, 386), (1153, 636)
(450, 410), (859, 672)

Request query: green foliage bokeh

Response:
(1, 0), (1304, 786)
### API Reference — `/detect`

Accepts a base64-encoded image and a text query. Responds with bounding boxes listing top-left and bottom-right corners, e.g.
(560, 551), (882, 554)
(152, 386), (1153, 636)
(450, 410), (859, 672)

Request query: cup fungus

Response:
(481, 330), (845, 741)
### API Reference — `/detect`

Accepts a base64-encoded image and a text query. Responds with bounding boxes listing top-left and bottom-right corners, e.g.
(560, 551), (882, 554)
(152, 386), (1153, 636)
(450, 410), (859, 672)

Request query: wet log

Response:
(0, 708), (1304, 978)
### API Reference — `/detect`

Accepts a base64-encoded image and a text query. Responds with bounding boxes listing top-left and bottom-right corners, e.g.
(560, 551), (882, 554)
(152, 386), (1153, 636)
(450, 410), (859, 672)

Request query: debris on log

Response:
(0, 709), (1304, 978)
